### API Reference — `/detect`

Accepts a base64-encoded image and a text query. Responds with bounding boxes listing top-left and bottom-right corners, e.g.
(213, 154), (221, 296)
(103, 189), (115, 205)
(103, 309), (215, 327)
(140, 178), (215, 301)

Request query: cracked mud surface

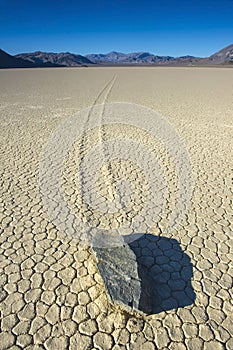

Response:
(0, 67), (232, 349)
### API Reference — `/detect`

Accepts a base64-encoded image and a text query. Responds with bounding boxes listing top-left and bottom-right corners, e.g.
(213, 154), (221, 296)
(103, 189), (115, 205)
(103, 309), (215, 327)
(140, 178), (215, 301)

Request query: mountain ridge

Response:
(1, 44), (233, 68)
(86, 51), (178, 64)
(0, 49), (66, 68)
(209, 44), (233, 64)
(85, 44), (233, 65)
(15, 51), (94, 66)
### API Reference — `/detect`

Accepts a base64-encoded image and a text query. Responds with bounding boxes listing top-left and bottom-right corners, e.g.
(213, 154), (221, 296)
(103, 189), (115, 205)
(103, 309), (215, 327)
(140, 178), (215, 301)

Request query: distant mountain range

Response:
(15, 51), (93, 67)
(86, 51), (199, 64)
(0, 44), (232, 68)
(0, 49), (92, 68)
(0, 49), (63, 68)
(85, 44), (233, 65)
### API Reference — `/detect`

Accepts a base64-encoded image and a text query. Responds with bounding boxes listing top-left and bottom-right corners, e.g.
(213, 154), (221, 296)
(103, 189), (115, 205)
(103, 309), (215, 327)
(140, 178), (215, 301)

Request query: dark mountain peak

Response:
(0, 48), (7, 54)
(209, 43), (233, 64)
(15, 51), (94, 66)
(212, 43), (233, 55)
(0, 48), (36, 68)
(0, 48), (14, 58)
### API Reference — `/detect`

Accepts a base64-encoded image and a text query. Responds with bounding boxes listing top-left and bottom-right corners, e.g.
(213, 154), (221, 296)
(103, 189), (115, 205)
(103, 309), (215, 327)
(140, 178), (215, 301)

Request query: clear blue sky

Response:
(0, 0), (233, 57)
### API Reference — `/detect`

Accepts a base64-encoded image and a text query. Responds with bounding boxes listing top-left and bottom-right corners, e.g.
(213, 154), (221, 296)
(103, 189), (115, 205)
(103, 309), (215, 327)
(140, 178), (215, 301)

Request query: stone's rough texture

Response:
(92, 242), (154, 315)
(92, 233), (195, 316)
(92, 244), (140, 312)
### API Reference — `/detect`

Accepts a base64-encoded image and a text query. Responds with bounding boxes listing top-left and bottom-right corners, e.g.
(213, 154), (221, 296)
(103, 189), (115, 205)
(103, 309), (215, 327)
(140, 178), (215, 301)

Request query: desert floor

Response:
(0, 67), (232, 350)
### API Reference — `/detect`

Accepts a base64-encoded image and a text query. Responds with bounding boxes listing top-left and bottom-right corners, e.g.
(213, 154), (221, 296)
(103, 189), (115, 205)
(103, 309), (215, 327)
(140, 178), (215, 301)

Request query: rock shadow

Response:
(127, 234), (196, 314)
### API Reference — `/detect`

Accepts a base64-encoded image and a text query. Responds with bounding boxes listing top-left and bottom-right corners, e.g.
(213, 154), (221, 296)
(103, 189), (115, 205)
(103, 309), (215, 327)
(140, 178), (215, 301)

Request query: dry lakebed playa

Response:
(0, 67), (232, 350)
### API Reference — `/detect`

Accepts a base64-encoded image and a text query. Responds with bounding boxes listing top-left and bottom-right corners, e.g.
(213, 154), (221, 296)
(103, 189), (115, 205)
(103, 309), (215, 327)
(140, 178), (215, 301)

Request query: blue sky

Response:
(0, 0), (233, 57)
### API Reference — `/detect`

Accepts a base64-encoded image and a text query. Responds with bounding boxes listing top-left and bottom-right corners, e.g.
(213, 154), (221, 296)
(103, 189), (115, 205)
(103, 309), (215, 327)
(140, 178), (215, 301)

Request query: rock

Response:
(92, 239), (155, 315)
(92, 233), (195, 315)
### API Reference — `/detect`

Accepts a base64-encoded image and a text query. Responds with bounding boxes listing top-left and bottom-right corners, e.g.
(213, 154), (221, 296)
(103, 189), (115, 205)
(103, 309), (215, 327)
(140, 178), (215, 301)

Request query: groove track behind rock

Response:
(78, 75), (118, 222)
